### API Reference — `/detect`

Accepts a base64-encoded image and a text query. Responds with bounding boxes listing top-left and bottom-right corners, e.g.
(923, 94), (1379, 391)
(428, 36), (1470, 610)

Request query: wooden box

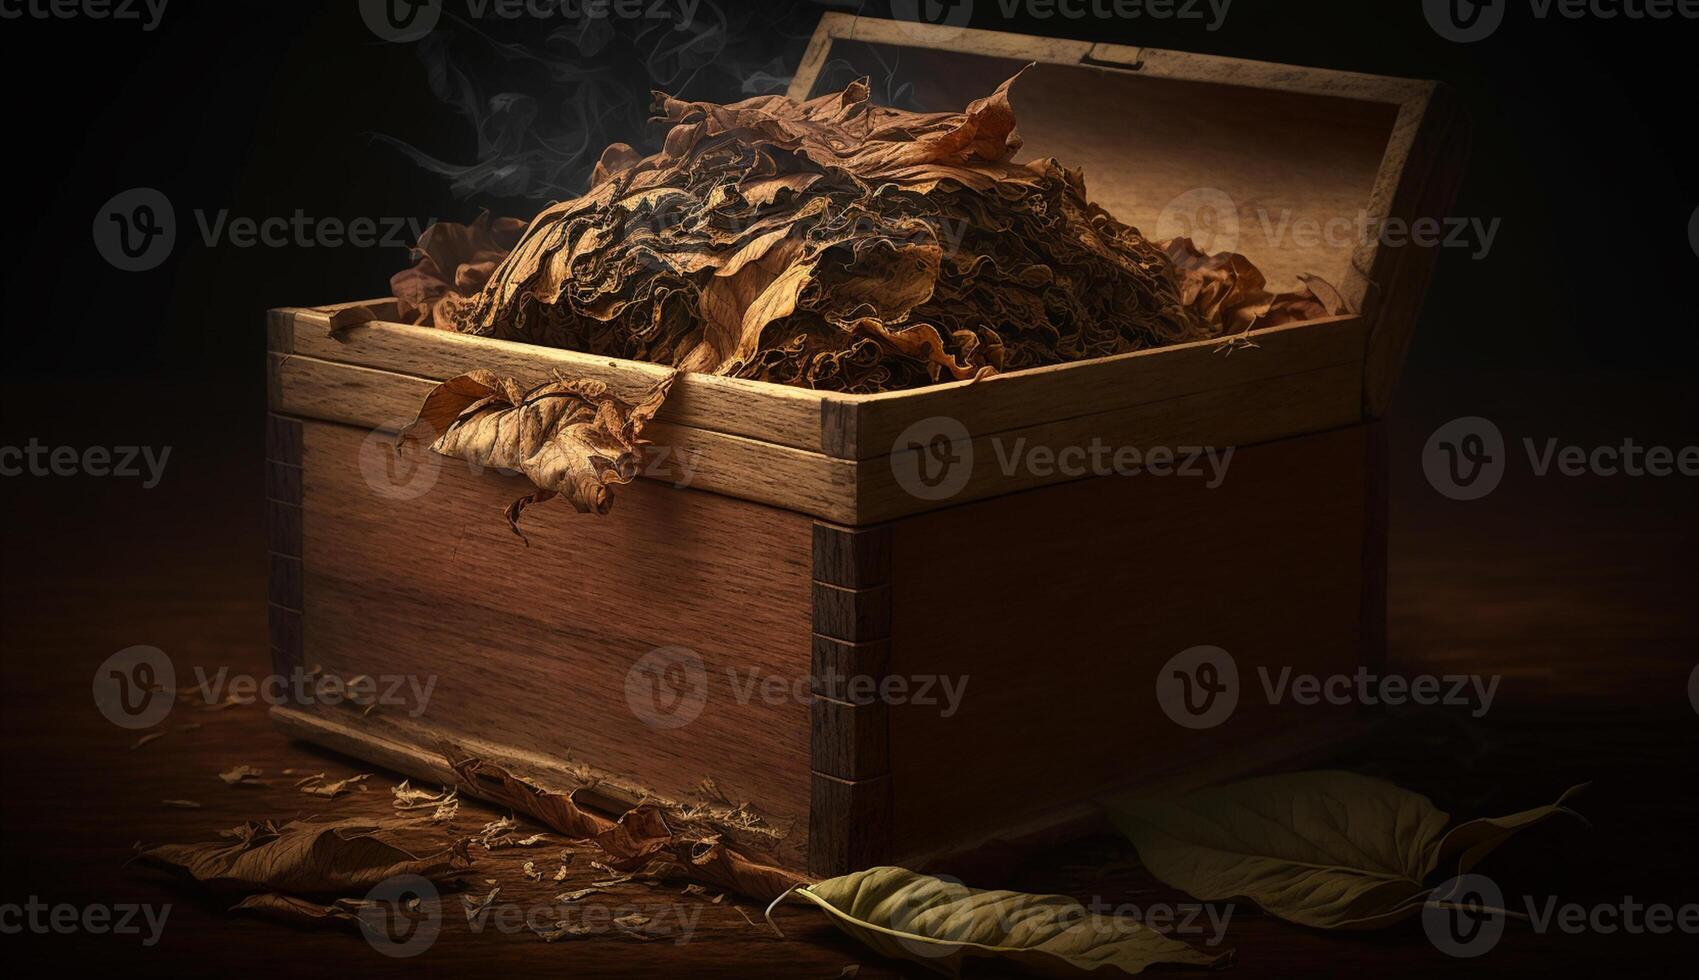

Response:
(265, 14), (1466, 875)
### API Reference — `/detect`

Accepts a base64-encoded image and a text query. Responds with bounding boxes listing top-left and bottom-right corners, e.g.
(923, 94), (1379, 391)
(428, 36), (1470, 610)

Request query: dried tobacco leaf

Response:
(403, 73), (1345, 395)
(218, 765), (265, 787)
(399, 369), (675, 533)
(135, 819), (470, 897)
(297, 772), (372, 798)
(390, 211), (528, 330)
(446, 754), (615, 841)
(445, 752), (805, 902)
(1107, 771), (1588, 930)
(779, 866), (1228, 977)
(231, 892), (369, 927)
(1163, 237), (1350, 333)
(592, 804), (808, 903)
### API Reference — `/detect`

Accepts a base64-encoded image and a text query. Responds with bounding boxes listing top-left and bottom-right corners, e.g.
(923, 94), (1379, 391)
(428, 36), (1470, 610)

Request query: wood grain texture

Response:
(807, 520), (894, 870)
(835, 316), (1367, 460)
(292, 419), (817, 866)
(808, 773), (892, 878)
(880, 425), (1373, 861)
(268, 351), (862, 523)
(854, 359), (1364, 524)
(276, 305), (833, 452)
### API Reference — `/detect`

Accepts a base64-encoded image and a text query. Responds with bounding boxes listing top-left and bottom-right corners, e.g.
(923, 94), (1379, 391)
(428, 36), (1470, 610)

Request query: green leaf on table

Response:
(1107, 770), (1586, 930)
(780, 865), (1229, 977)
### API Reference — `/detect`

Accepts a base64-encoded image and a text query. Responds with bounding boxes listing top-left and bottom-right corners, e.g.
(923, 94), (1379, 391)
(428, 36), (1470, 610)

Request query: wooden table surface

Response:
(2, 380), (1695, 977)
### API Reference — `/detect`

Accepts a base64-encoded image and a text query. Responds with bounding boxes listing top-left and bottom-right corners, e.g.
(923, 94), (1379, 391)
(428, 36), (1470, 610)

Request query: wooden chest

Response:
(264, 14), (1466, 875)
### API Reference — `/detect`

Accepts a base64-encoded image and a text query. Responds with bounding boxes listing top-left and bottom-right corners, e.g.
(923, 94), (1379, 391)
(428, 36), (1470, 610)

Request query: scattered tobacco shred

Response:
(446, 753), (807, 903)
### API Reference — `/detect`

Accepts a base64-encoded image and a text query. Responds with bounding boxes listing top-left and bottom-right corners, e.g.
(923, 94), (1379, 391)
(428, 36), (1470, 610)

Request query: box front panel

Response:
(287, 418), (816, 865)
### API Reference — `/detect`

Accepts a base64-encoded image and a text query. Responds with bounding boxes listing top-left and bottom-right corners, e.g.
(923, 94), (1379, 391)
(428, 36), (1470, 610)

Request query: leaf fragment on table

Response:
(135, 818), (470, 897)
(232, 892), (367, 927)
(399, 369), (675, 534)
(132, 731), (166, 749)
(464, 884), (501, 922)
(392, 780), (461, 823)
(553, 887), (602, 903)
(219, 765), (265, 787)
(296, 772), (372, 798)
(781, 866), (1228, 977)
(1107, 770), (1588, 930)
(532, 920), (595, 942)
(162, 800), (202, 809)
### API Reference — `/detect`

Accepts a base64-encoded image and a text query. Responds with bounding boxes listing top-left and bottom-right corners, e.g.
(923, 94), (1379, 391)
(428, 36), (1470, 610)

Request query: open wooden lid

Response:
(788, 14), (1469, 415)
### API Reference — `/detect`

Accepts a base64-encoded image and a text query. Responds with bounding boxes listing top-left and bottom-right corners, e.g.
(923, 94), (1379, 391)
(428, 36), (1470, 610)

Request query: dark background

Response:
(0, 3), (1695, 975)
(1, 0), (1694, 385)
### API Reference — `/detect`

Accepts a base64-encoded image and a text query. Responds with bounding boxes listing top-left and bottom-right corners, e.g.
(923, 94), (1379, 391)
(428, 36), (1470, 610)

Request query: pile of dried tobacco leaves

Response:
(388, 71), (1345, 526)
(394, 70), (1342, 393)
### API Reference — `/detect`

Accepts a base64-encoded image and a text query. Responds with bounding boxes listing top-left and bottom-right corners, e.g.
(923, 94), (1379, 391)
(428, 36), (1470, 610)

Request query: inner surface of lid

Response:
(806, 42), (1398, 293)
